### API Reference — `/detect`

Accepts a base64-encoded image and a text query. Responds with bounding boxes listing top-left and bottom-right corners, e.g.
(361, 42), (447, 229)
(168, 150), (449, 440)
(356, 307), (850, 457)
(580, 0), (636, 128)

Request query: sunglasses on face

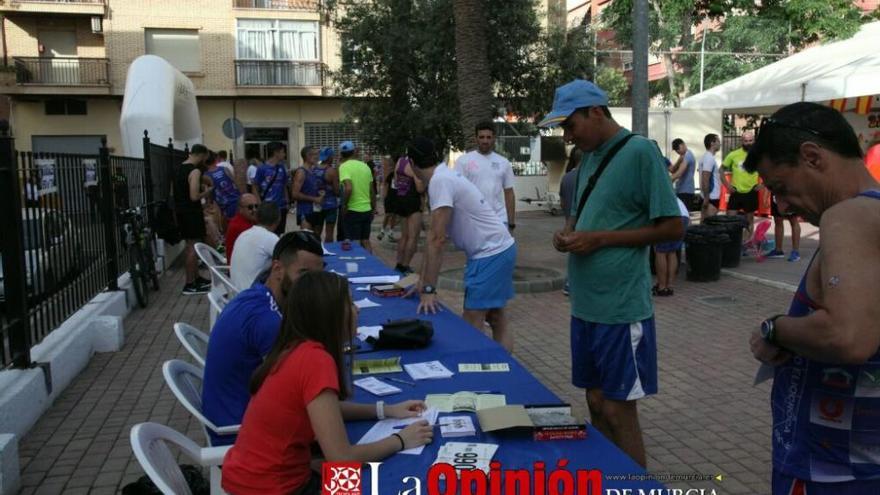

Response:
(244, 204), (259, 211)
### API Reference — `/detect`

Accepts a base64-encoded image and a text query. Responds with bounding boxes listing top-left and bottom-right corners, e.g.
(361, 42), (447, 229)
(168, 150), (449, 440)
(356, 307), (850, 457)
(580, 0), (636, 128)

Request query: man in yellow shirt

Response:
(722, 130), (763, 233)
(338, 140), (376, 253)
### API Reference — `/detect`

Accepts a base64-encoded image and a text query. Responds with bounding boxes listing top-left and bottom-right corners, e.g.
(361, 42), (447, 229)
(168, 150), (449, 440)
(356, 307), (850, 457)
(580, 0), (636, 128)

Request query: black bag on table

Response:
(366, 319), (434, 349)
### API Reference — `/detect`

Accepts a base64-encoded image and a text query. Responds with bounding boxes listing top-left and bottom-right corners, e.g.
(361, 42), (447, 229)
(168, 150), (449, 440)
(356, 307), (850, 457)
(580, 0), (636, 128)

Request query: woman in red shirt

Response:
(221, 271), (433, 495)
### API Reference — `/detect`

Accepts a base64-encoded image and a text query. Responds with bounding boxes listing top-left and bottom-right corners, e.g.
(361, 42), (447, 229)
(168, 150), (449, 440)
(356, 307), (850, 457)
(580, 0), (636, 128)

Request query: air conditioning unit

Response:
(91, 16), (103, 34)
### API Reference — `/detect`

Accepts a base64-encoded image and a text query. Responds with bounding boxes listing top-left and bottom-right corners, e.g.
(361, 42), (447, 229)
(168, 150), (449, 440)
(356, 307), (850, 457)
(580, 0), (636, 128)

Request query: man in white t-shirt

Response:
(216, 150), (233, 174)
(410, 137), (518, 352)
(454, 122), (517, 230)
(230, 202), (281, 290)
(699, 133), (722, 218)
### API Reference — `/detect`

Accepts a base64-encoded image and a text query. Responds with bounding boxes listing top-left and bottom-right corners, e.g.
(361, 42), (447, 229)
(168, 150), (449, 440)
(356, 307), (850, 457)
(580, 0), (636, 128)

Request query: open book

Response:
(425, 392), (506, 413)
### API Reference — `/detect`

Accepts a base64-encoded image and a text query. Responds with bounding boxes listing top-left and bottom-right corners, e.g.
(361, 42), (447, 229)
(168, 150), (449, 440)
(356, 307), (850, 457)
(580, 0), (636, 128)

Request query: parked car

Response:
(0, 209), (84, 305)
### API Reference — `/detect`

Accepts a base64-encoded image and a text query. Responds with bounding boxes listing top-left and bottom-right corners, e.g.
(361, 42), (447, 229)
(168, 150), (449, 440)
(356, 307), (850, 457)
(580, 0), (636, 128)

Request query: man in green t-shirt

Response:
(338, 140), (376, 252)
(541, 80), (683, 468)
(722, 130), (764, 233)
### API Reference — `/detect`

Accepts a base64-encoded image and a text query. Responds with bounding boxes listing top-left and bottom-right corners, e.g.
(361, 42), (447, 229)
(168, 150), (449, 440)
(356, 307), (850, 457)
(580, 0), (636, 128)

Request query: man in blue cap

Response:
(543, 79), (683, 467)
(338, 140), (376, 252)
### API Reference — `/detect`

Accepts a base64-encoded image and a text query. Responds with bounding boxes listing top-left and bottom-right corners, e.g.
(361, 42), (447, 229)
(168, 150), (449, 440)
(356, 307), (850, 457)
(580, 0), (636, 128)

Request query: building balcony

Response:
(10, 57), (110, 95)
(232, 0), (318, 10)
(0, 0), (105, 16)
(234, 60), (323, 87)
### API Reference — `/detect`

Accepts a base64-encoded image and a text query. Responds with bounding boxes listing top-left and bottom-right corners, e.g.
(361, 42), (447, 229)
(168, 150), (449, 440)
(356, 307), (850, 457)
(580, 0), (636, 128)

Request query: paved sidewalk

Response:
(15, 211), (802, 494)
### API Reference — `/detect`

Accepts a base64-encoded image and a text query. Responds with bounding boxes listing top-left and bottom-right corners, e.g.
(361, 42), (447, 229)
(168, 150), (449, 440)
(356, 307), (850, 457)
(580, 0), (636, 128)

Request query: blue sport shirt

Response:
(201, 283), (282, 446)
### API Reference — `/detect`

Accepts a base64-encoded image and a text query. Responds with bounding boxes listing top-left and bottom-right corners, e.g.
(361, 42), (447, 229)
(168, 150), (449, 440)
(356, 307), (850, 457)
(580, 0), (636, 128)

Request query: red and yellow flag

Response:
(854, 95), (874, 115)
(829, 98), (848, 112)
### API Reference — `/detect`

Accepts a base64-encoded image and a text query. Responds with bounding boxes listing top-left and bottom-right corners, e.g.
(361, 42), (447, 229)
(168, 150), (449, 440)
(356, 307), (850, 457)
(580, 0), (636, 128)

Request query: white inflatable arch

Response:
(119, 55), (202, 158)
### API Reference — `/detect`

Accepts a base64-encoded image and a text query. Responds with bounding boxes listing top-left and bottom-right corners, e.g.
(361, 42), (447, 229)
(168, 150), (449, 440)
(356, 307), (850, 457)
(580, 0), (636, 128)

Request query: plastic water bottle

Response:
(314, 190), (325, 212)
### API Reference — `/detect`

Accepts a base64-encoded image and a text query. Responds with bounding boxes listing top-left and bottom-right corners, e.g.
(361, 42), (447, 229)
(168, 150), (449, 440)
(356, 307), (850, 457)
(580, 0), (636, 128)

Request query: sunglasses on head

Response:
(756, 117), (829, 142)
(274, 230), (323, 259)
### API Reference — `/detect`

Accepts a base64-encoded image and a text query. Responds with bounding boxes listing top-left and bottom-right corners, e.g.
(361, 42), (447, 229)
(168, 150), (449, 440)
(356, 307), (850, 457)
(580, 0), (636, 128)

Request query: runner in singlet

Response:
(392, 156), (425, 274)
(746, 102), (880, 494)
(207, 161), (240, 221)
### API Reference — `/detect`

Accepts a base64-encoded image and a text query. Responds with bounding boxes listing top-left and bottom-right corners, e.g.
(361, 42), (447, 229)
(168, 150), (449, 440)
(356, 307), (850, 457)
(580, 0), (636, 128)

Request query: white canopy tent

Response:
(681, 22), (880, 113)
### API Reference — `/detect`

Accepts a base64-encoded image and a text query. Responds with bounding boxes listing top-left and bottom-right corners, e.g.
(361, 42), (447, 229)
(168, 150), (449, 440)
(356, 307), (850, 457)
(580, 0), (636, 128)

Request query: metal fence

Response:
(496, 135), (547, 176)
(0, 133), (184, 369)
(13, 57), (110, 86)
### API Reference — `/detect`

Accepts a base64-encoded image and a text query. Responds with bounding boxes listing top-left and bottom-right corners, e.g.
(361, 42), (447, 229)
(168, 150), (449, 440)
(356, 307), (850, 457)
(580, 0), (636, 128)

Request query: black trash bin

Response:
(703, 215), (747, 268)
(685, 225), (729, 282)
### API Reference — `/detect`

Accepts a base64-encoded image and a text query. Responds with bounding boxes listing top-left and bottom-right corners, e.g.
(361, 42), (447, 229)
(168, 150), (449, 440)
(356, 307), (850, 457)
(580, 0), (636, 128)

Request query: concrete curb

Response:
(722, 269), (797, 293)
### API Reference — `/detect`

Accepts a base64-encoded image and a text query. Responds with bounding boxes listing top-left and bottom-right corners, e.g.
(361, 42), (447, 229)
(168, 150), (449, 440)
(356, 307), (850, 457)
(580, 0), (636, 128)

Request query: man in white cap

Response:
(543, 79), (683, 467)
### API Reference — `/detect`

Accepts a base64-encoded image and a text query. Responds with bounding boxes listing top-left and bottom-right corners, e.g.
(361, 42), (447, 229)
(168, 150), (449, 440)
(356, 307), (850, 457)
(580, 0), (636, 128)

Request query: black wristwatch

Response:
(421, 284), (436, 295)
(761, 314), (785, 344)
(508, 223), (516, 230)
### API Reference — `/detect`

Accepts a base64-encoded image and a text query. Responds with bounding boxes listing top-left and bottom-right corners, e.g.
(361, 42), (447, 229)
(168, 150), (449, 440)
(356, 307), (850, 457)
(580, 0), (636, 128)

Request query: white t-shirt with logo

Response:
(428, 165), (514, 260)
(700, 151), (721, 200)
(454, 150), (515, 223)
(231, 225), (279, 290)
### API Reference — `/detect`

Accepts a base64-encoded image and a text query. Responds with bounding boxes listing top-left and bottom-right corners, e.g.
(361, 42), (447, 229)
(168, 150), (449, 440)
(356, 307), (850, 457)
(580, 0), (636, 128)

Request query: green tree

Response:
(595, 67), (629, 106)
(327, 0), (543, 154)
(601, 0), (868, 106)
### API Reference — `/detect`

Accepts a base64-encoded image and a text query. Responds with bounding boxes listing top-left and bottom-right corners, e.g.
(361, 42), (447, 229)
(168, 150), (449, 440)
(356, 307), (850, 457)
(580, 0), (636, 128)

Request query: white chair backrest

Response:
(130, 422), (200, 495)
(130, 422), (232, 495)
(194, 242), (227, 267)
(173, 322), (209, 367)
(207, 292), (228, 330)
(208, 263), (240, 298)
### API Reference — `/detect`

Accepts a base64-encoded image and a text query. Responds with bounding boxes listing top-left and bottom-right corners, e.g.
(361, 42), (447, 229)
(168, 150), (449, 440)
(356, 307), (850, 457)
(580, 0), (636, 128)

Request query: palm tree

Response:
(453, 0), (493, 150)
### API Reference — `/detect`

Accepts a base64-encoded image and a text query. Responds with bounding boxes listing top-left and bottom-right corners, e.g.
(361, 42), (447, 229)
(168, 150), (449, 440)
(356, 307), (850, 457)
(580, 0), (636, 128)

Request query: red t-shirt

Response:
(221, 341), (339, 495)
(226, 213), (255, 259)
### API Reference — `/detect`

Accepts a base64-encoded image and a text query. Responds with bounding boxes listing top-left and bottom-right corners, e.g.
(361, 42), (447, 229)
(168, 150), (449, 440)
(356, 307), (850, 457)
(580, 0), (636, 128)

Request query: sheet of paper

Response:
(355, 286), (371, 291)
(354, 298), (381, 309)
(433, 442), (498, 473)
(357, 407), (439, 455)
(458, 363), (511, 373)
(349, 275), (401, 284)
(754, 363), (774, 385)
(353, 377), (401, 397)
(352, 357), (403, 375)
(356, 326), (382, 341)
(404, 361), (454, 380)
(339, 256), (367, 260)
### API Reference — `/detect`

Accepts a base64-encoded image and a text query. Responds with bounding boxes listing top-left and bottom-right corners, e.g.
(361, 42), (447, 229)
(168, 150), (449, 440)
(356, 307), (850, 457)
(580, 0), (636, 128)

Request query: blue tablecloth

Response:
(326, 243), (664, 491)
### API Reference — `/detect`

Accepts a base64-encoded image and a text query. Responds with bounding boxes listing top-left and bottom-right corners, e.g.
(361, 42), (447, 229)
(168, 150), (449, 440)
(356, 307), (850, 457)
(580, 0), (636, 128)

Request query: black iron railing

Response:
(0, 133), (186, 370)
(234, 60), (323, 87)
(233, 0), (317, 10)
(13, 57), (110, 86)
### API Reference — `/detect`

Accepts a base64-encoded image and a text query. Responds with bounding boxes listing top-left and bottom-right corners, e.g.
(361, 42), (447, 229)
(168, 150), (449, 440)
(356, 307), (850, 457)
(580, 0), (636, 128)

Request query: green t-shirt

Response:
(568, 129), (681, 324)
(339, 159), (374, 212)
(722, 148), (758, 193)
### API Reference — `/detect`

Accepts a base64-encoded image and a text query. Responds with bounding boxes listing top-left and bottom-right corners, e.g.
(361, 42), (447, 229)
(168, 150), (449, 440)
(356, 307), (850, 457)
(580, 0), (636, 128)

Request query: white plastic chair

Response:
(206, 291), (228, 330)
(130, 422), (230, 495)
(162, 359), (240, 446)
(173, 322), (209, 367)
(194, 242), (239, 298)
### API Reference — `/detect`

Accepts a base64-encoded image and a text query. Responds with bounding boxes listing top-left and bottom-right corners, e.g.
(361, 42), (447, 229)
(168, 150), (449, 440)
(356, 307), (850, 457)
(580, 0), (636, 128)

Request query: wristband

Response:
(391, 433), (405, 451)
(376, 401), (385, 420)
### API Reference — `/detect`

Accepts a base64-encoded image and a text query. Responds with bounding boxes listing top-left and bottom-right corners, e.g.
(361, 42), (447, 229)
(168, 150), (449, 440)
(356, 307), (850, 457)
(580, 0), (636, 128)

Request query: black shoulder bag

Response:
(574, 134), (636, 222)
(366, 318), (434, 349)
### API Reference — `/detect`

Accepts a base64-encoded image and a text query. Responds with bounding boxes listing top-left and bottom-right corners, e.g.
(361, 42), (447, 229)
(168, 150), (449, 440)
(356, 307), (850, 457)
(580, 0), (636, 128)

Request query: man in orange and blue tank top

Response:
(747, 102), (880, 494)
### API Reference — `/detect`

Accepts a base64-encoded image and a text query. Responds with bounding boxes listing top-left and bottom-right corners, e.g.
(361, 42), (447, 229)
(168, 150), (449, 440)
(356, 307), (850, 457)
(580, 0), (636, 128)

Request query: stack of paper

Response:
(425, 392), (506, 413)
(349, 275), (401, 284)
(353, 377), (402, 397)
(357, 407), (440, 455)
(354, 298), (381, 309)
(458, 363), (511, 373)
(352, 357), (403, 375)
(404, 361), (454, 380)
(433, 442), (499, 473)
(439, 416), (476, 438)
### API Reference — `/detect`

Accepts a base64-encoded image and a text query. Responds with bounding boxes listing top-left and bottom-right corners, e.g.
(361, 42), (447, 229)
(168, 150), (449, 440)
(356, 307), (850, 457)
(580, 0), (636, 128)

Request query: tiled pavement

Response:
(16, 210), (809, 494)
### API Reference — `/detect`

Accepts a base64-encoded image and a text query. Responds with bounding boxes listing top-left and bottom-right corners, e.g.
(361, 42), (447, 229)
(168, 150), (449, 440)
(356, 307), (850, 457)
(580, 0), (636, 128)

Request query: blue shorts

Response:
(772, 470), (880, 495)
(463, 244), (516, 310)
(655, 217), (689, 253)
(570, 316), (658, 400)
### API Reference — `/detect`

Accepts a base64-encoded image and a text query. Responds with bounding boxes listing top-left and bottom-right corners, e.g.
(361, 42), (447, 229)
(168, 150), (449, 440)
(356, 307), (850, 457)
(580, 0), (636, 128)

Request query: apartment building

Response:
(0, 0), (350, 158)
